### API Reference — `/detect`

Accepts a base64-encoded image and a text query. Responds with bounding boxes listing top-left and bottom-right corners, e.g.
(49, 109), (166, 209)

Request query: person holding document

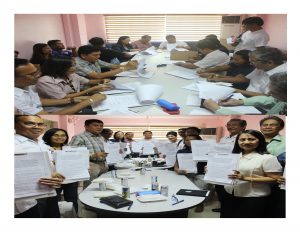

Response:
(222, 130), (282, 218)
(69, 119), (108, 185)
(14, 115), (64, 218)
(42, 128), (79, 213)
(174, 134), (207, 212)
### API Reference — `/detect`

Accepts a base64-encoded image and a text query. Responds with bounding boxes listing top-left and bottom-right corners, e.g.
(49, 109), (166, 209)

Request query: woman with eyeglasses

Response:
(220, 130), (282, 218)
(36, 56), (113, 112)
(42, 128), (79, 214)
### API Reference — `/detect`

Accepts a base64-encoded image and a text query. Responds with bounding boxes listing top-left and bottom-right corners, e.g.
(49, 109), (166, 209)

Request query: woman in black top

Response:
(112, 36), (139, 53)
(197, 49), (254, 89)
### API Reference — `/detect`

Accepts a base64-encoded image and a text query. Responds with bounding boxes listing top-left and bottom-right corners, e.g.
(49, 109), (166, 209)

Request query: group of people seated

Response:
(15, 115), (285, 218)
(14, 16), (287, 116)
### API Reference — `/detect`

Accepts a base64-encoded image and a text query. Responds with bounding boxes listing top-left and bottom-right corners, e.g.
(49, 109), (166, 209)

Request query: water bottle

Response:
(151, 175), (159, 190)
(140, 162), (146, 175)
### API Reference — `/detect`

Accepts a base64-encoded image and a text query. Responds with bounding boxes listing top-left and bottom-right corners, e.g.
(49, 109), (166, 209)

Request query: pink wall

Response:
(39, 115), (286, 140)
(263, 14), (287, 51)
(85, 14), (107, 40)
(15, 14), (66, 59)
(15, 14), (287, 59)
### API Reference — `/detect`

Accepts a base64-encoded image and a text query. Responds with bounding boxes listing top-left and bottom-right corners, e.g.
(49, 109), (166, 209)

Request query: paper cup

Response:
(136, 84), (163, 104)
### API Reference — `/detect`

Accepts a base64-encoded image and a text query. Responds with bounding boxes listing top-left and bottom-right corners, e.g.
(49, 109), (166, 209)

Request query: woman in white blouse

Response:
(222, 130), (282, 218)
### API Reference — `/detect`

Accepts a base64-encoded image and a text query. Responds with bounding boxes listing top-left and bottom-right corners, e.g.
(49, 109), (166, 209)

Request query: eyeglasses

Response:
(261, 123), (280, 127)
(171, 194), (184, 205)
(21, 121), (45, 127)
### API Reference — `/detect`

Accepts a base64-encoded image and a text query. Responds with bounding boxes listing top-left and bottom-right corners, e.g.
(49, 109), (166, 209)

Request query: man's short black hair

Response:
(84, 119), (103, 126)
(77, 45), (100, 58)
(242, 17), (264, 26)
(143, 130), (152, 135)
(228, 119), (247, 127)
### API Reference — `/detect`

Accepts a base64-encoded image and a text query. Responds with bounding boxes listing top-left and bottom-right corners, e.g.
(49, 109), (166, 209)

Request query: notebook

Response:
(176, 189), (209, 197)
(100, 195), (133, 209)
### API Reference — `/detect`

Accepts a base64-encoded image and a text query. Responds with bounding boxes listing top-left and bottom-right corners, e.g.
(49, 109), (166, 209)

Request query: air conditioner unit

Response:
(220, 16), (241, 39)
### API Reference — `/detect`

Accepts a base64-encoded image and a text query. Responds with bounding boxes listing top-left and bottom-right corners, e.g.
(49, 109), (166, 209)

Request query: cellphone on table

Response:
(157, 64), (167, 67)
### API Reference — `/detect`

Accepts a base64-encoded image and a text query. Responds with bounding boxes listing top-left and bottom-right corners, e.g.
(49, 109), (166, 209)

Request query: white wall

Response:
(15, 14), (66, 59)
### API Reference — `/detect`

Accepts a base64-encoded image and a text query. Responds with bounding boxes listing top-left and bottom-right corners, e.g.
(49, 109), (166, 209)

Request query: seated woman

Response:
(112, 36), (140, 53)
(36, 56), (112, 112)
(197, 50), (254, 89)
(88, 37), (132, 63)
(14, 58), (106, 115)
(30, 43), (52, 67)
(220, 130), (282, 218)
(132, 35), (153, 51)
(202, 72), (287, 115)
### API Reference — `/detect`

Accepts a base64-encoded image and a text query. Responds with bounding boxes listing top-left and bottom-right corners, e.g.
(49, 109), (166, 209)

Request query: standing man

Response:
(15, 115), (64, 218)
(212, 118), (247, 213)
(234, 16), (269, 52)
(69, 119), (108, 185)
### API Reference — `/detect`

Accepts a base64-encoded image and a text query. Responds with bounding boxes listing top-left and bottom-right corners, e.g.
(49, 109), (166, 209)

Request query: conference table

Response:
(79, 169), (206, 218)
(93, 50), (262, 116)
(95, 50), (210, 115)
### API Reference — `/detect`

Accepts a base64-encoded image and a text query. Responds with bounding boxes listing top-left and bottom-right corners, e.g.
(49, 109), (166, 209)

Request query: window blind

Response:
(104, 14), (222, 43)
(105, 126), (217, 141)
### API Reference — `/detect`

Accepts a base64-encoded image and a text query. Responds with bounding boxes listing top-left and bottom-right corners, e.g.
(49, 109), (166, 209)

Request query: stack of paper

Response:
(196, 82), (235, 101)
(166, 70), (199, 80)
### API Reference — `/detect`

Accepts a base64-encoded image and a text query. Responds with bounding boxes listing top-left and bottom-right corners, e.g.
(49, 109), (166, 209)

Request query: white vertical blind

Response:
(104, 14), (222, 43)
(104, 15), (166, 43)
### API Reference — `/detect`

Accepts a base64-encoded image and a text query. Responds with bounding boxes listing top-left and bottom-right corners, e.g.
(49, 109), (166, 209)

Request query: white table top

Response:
(79, 169), (205, 214)
(96, 51), (207, 115)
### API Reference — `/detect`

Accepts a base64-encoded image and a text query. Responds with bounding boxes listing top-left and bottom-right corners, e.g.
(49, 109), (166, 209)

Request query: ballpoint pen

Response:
(128, 203), (133, 210)
(172, 199), (184, 206)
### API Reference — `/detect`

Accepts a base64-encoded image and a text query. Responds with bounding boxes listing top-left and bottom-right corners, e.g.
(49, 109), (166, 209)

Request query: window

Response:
(104, 14), (222, 43)
(105, 126), (218, 141)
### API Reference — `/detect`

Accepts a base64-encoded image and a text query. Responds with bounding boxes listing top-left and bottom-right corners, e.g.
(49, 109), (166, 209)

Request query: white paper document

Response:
(189, 108), (214, 115)
(175, 48), (189, 51)
(157, 142), (178, 166)
(97, 108), (138, 115)
(230, 93), (246, 100)
(166, 70), (199, 80)
(116, 70), (139, 78)
(136, 84), (163, 104)
(92, 94), (142, 111)
(177, 153), (198, 174)
(191, 140), (235, 161)
(204, 153), (241, 185)
(15, 152), (56, 199)
(196, 82), (235, 101)
(104, 143), (124, 164)
(104, 81), (141, 95)
(55, 149), (90, 182)
(186, 94), (201, 106)
(223, 106), (262, 114)
(140, 46), (157, 55)
(182, 83), (199, 91)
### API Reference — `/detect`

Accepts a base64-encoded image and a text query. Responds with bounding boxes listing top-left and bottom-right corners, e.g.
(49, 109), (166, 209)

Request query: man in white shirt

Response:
(234, 17), (269, 52)
(220, 119), (247, 144)
(204, 47), (286, 98)
(139, 130), (159, 156)
(14, 115), (64, 217)
(159, 35), (191, 50)
(175, 39), (230, 69)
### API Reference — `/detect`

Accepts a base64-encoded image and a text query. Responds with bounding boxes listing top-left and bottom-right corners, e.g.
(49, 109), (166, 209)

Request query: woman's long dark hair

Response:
(113, 131), (125, 142)
(117, 36), (130, 45)
(30, 43), (51, 65)
(232, 130), (267, 155)
(42, 128), (69, 148)
(41, 56), (73, 78)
